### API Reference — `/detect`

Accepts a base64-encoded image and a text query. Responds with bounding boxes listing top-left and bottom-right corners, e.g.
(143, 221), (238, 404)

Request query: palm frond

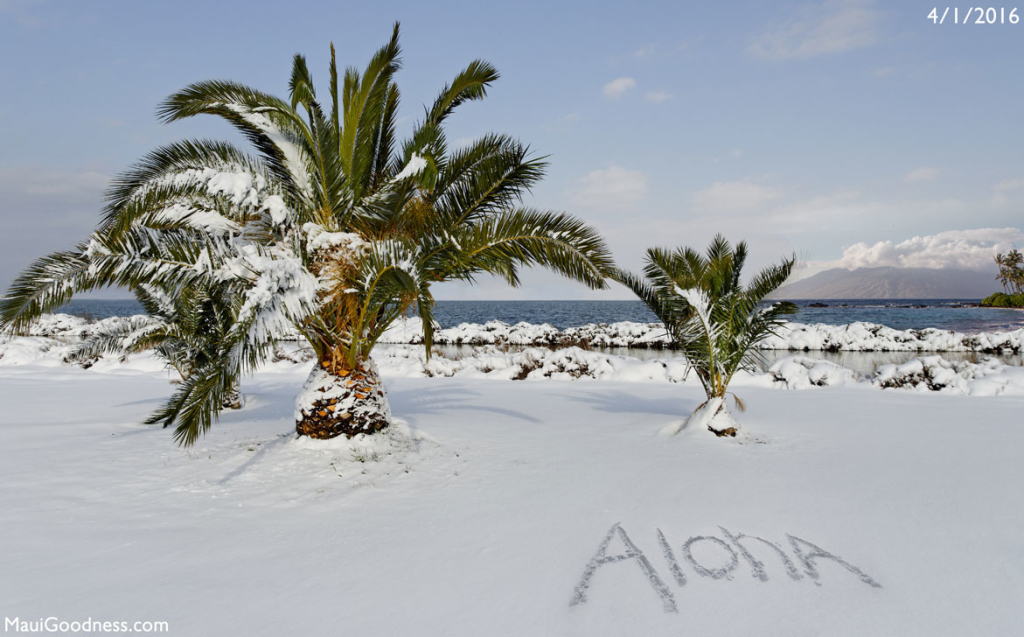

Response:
(0, 245), (92, 333)
(452, 208), (613, 290)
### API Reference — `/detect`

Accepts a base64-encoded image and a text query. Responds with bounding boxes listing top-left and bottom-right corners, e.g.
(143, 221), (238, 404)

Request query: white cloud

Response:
(905, 166), (939, 182)
(991, 179), (1024, 206)
(766, 190), (869, 227)
(568, 166), (648, 209)
(633, 43), (658, 59)
(801, 228), (1024, 275)
(692, 180), (784, 215)
(872, 66), (895, 77)
(644, 91), (672, 103)
(749, 0), (881, 60)
(602, 77), (636, 98)
(558, 112), (579, 123)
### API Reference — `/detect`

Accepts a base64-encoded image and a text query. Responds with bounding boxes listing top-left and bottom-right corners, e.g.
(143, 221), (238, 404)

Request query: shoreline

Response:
(11, 312), (1024, 355)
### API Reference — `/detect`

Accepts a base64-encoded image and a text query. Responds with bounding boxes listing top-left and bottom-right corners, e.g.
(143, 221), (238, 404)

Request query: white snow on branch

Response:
(230, 246), (319, 359)
(152, 203), (241, 235)
(674, 286), (715, 337)
(393, 153), (428, 182)
(263, 195), (291, 226)
(303, 223), (370, 256)
(138, 284), (176, 317)
(224, 104), (314, 200)
(135, 165), (268, 209)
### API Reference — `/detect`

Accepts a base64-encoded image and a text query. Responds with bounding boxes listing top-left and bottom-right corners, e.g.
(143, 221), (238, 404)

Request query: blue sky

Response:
(2, 0), (1023, 299)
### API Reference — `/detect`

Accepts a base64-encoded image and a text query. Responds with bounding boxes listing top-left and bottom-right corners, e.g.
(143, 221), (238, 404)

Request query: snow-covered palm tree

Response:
(67, 284), (243, 408)
(615, 236), (796, 436)
(0, 24), (614, 445)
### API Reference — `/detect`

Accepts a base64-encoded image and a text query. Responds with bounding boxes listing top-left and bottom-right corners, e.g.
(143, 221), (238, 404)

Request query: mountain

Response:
(770, 266), (998, 300)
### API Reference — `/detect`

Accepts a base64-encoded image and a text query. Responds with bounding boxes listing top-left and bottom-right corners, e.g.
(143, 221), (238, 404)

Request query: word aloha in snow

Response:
(571, 523), (881, 614)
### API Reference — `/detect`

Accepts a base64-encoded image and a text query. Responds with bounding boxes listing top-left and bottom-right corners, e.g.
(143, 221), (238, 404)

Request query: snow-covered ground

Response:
(6, 330), (1024, 396)
(1, 325), (1024, 636)
(1, 344), (1022, 636)
(21, 312), (1024, 353)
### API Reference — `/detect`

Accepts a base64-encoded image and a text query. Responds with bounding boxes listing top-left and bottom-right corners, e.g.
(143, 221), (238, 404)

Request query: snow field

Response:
(1, 364), (1021, 635)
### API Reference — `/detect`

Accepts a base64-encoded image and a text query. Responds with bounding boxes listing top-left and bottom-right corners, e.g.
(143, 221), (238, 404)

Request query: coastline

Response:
(16, 312), (1024, 354)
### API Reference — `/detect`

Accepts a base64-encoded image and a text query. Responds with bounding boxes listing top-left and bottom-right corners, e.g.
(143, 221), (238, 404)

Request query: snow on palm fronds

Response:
(616, 235), (797, 435)
(228, 246), (319, 369)
(393, 153), (428, 182)
(66, 315), (168, 367)
(1, 23), (615, 445)
(221, 103), (316, 201)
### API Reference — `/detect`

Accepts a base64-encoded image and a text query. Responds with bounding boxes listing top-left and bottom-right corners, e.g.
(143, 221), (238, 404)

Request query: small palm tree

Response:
(995, 254), (1009, 293)
(1, 24), (614, 445)
(615, 236), (796, 436)
(67, 284), (243, 408)
(994, 250), (1023, 294)
(1006, 249), (1024, 294)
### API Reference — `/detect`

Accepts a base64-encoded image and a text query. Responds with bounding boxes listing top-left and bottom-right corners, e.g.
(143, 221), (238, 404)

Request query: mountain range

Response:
(770, 266), (998, 300)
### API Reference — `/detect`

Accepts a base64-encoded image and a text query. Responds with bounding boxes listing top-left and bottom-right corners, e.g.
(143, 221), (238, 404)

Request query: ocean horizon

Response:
(56, 297), (1024, 333)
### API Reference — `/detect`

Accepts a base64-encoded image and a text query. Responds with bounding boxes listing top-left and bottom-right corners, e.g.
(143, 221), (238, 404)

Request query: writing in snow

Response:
(571, 524), (881, 614)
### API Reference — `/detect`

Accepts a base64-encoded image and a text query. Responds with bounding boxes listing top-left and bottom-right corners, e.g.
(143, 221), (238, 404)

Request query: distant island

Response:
(770, 266), (997, 300)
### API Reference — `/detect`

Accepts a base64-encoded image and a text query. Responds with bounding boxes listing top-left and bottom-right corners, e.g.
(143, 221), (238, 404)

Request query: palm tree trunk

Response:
(221, 380), (242, 410)
(686, 396), (738, 437)
(294, 356), (392, 439)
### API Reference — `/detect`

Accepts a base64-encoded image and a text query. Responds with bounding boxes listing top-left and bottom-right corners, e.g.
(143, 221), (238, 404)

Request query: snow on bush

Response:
(7, 314), (1024, 397)
(18, 314), (162, 339)
(766, 357), (859, 390)
(760, 321), (1024, 354)
(5, 330), (1024, 396)
(380, 318), (1024, 354)
(20, 314), (1024, 355)
(871, 355), (1024, 395)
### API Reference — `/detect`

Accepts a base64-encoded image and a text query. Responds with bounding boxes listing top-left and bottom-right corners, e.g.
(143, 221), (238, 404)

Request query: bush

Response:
(981, 292), (1024, 308)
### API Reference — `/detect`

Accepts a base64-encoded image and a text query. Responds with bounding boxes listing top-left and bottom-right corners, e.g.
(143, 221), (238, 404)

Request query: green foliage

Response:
(68, 284), (235, 380)
(981, 292), (1024, 308)
(994, 249), (1024, 294)
(0, 23), (615, 446)
(615, 235), (797, 403)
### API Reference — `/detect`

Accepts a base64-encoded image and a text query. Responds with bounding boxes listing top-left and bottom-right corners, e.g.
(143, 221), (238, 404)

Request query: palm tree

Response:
(995, 254), (1010, 293)
(1006, 249), (1024, 294)
(67, 283), (243, 408)
(994, 250), (1023, 294)
(0, 24), (614, 445)
(615, 236), (796, 436)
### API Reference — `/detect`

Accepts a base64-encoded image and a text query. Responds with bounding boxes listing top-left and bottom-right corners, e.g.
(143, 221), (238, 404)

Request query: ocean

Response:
(56, 298), (1024, 333)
